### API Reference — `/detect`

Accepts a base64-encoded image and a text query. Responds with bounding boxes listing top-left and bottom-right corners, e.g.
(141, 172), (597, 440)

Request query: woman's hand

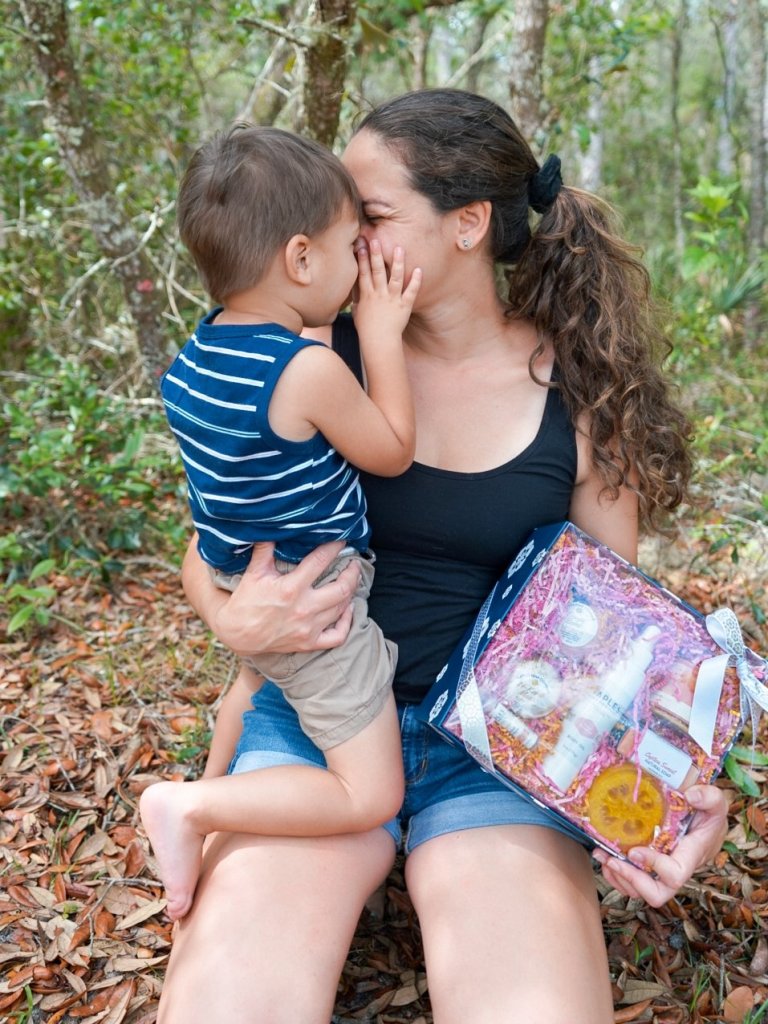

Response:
(182, 538), (360, 657)
(592, 784), (730, 907)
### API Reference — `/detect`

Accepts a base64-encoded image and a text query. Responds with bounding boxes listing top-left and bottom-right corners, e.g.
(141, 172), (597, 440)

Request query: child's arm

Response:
(350, 240), (421, 467)
(202, 667), (264, 778)
(268, 244), (421, 477)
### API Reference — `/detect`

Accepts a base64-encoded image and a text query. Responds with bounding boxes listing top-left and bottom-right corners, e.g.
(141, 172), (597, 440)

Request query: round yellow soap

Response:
(585, 763), (665, 849)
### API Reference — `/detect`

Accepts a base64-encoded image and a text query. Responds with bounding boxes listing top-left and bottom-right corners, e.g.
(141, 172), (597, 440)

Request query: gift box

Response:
(417, 522), (767, 858)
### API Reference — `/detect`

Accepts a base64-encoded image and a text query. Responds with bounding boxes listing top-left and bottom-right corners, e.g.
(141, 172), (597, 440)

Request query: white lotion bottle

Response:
(541, 625), (661, 792)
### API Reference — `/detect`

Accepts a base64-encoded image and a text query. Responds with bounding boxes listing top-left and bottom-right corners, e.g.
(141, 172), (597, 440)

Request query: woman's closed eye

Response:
(362, 206), (387, 225)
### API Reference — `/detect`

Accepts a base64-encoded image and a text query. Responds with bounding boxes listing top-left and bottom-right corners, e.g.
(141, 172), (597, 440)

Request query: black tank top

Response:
(332, 314), (577, 703)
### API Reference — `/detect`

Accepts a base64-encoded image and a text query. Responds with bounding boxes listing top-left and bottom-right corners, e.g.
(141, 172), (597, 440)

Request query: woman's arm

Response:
(569, 427), (639, 563)
(182, 536), (360, 657)
(569, 431), (730, 903)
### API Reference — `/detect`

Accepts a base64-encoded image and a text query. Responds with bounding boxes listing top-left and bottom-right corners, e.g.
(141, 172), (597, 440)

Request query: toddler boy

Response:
(140, 124), (421, 920)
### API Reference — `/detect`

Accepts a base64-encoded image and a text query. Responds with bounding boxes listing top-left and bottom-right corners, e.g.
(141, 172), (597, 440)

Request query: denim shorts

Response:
(230, 683), (587, 854)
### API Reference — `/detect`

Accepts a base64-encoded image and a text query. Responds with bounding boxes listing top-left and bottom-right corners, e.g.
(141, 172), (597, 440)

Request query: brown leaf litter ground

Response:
(1, 534), (767, 1024)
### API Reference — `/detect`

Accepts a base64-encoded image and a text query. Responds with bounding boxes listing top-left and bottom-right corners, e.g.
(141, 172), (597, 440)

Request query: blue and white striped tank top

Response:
(161, 310), (370, 572)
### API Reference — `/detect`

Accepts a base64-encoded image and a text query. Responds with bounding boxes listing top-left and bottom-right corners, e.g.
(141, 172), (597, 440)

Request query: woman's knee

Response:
(408, 822), (595, 896)
(405, 826), (613, 1024)
(159, 830), (396, 1023)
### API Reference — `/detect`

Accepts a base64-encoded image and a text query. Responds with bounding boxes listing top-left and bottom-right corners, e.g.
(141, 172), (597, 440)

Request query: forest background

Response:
(1, 1), (767, 1022)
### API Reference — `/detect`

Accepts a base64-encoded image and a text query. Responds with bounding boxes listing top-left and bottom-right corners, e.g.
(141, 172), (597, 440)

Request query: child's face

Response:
(301, 204), (361, 327)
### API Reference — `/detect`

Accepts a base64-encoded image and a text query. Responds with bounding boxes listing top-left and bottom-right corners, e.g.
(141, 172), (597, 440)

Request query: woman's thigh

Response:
(158, 827), (396, 1024)
(405, 824), (614, 1024)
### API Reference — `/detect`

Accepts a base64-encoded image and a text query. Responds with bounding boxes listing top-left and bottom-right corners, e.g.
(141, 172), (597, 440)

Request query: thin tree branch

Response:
(445, 23), (510, 89)
(239, 16), (309, 48)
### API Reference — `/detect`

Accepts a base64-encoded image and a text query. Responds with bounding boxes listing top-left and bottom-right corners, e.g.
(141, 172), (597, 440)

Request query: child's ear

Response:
(284, 234), (312, 284)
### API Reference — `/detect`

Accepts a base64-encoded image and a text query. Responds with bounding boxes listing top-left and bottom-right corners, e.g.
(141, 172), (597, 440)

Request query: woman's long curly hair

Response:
(508, 186), (692, 530)
(357, 89), (692, 531)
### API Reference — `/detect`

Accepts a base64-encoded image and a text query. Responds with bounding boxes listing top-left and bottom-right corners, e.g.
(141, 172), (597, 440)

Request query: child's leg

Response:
(202, 665), (263, 779)
(197, 566), (263, 780)
(139, 694), (403, 921)
(139, 665), (262, 920)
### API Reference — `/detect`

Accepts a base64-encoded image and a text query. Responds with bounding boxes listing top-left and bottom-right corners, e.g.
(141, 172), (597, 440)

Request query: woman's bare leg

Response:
(158, 827), (396, 1024)
(406, 825), (613, 1024)
(141, 696), (403, 920)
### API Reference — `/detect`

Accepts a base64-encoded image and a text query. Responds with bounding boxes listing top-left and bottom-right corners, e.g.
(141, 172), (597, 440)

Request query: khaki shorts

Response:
(211, 549), (397, 750)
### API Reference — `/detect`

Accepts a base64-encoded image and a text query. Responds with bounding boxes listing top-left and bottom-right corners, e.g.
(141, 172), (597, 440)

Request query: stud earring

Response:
(462, 238), (472, 250)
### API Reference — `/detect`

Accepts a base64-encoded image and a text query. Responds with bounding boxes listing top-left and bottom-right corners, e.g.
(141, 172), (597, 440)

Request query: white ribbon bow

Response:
(688, 607), (768, 755)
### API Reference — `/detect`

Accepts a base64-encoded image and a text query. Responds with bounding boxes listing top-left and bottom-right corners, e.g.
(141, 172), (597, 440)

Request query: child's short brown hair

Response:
(177, 124), (361, 304)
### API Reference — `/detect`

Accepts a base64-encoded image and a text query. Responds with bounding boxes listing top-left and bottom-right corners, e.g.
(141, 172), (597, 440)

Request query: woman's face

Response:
(342, 130), (453, 306)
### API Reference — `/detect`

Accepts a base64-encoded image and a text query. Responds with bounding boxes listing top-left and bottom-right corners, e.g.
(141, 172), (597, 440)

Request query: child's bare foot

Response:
(139, 781), (204, 921)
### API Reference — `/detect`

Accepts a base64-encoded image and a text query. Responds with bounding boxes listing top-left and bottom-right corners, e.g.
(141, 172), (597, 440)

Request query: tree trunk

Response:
(465, 12), (493, 94)
(745, 0), (766, 346)
(409, 15), (432, 91)
(16, 0), (174, 384)
(508, 0), (550, 147)
(716, 0), (738, 177)
(580, 56), (604, 192)
(433, 20), (454, 84)
(670, 0), (688, 266)
(746, 0), (766, 257)
(298, 0), (357, 147)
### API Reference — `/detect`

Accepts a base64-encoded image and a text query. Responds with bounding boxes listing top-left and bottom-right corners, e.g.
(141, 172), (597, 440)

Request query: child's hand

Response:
(352, 240), (422, 341)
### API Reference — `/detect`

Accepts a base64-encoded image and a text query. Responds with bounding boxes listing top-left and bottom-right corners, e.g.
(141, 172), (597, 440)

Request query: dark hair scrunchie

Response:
(528, 154), (563, 214)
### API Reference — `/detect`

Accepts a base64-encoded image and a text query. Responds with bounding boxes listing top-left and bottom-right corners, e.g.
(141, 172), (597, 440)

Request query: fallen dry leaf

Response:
(617, 981), (670, 1005)
(1, 533), (766, 1023)
(116, 899), (168, 931)
(722, 985), (756, 1022)
(613, 999), (653, 1022)
(750, 937), (768, 977)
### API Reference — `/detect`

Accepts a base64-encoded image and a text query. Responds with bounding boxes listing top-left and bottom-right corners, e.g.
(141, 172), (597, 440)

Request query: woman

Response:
(157, 89), (729, 1022)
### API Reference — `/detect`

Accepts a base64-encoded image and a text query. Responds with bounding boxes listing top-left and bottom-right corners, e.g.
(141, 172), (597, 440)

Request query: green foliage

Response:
(724, 744), (768, 799)
(655, 175), (768, 577)
(170, 720), (214, 768)
(2, 0), (766, 644)
(724, 752), (762, 798)
(680, 177), (765, 319)
(743, 999), (768, 1024)
(11, 985), (34, 1024)
(0, 2), (269, 361)
(4, 558), (57, 634)
(0, 24), (73, 355)
(688, 965), (714, 1013)
(0, 352), (187, 587)
(544, 0), (673, 153)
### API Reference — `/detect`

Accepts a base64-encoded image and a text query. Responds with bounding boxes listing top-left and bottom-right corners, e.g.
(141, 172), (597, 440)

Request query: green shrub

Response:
(0, 352), (187, 585)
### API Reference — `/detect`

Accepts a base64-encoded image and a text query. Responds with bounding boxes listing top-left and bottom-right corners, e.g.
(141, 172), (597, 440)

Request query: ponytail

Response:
(507, 186), (692, 530)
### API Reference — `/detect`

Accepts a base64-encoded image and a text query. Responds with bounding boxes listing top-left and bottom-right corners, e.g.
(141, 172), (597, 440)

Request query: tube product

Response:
(491, 704), (539, 750)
